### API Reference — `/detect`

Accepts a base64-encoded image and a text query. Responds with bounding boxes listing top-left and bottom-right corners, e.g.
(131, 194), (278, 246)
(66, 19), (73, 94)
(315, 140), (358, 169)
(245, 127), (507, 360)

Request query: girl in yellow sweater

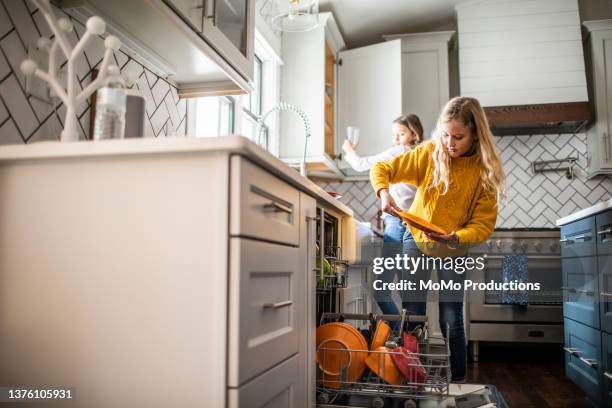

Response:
(370, 96), (506, 382)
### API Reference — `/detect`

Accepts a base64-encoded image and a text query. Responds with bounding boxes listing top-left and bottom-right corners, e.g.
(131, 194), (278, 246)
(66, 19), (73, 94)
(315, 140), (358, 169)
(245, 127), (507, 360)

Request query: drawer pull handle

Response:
(601, 292), (612, 298)
(263, 201), (293, 215)
(605, 372), (612, 381)
(598, 228), (612, 235)
(561, 287), (577, 293)
(576, 289), (595, 296)
(559, 238), (574, 244)
(263, 300), (293, 309)
(563, 346), (579, 356)
(574, 234), (592, 242)
(579, 357), (599, 369)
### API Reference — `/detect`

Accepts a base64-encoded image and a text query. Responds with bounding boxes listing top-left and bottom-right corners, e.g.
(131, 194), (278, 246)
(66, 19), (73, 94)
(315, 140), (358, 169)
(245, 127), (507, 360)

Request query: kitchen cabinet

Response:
(280, 18), (457, 178)
(335, 31), (457, 175)
(65, 0), (254, 97)
(564, 318), (602, 406)
(584, 20), (612, 178)
(279, 12), (346, 176)
(0, 137), (354, 408)
(201, 0), (255, 83)
(560, 206), (612, 406)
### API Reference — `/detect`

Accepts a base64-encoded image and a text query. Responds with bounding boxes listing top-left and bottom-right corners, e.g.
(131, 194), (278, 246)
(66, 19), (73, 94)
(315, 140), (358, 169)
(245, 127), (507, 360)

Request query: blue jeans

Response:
(401, 229), (467, 382)
(375, 216), (406, 317)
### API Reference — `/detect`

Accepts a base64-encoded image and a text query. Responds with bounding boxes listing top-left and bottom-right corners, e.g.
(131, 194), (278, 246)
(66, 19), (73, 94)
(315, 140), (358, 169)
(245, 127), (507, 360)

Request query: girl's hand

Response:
(379, 189), (402, 216)
(426, 231), (459, 245)
(342, 139), (357, 154)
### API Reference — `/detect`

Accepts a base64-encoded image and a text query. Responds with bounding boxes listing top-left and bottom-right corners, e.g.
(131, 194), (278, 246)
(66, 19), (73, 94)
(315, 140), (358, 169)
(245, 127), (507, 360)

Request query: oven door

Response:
(468, 255), (563, 323)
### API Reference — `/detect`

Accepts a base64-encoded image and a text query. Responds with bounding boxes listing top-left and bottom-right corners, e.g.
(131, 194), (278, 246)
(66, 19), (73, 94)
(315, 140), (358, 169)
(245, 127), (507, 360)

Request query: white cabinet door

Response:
(203, 0), (255, 81)
(337, 40), (402, 166)
(585, 21), (612, 176)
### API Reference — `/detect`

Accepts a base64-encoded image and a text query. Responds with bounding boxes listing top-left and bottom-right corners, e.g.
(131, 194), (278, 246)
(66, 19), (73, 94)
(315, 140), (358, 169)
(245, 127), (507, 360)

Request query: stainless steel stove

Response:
(467, 229), (563, 362)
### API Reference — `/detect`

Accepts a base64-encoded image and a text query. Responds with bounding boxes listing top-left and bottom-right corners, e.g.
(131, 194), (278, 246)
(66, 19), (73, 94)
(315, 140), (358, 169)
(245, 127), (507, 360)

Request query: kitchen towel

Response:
(500, 255), (529, 305)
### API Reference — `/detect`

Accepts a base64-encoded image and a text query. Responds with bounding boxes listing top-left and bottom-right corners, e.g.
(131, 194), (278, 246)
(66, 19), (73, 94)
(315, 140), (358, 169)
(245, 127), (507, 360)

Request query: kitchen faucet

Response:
(256, 102), (312, 177)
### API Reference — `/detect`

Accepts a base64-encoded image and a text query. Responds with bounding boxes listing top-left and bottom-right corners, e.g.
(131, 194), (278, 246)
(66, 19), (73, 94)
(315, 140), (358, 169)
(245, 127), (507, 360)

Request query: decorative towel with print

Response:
(500, 255), (529, 305)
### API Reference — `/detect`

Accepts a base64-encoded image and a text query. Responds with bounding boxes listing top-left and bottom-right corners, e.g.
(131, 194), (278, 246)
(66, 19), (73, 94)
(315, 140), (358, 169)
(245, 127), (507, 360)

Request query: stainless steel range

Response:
(467, 229), (563, 362)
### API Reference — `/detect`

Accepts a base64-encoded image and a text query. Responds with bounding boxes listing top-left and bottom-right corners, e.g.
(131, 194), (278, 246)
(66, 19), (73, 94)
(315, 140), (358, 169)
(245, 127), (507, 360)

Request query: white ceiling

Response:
(319, 0), (464, 48)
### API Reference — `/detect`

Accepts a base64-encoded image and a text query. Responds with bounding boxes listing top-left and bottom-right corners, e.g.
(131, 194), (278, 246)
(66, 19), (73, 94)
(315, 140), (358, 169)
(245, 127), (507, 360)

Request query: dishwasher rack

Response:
(316, 312), (450, 408)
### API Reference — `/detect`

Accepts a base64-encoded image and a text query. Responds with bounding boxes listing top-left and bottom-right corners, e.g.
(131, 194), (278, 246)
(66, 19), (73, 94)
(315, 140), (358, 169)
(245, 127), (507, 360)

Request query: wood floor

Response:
(466, 342), (590, 408)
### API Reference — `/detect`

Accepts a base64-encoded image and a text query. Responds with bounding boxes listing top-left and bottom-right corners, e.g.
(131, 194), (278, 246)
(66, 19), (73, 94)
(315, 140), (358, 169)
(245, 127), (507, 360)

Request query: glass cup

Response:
(347, 126), (360, 145)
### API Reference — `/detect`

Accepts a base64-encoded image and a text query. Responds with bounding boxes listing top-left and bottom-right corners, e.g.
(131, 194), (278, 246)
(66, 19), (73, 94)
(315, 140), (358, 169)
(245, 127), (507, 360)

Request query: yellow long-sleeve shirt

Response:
(370, 141), (497, 255)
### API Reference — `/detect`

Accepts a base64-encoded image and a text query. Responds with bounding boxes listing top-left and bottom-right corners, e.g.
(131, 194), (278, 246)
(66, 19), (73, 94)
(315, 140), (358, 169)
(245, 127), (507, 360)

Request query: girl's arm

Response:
(454, 188), (498, 244)
(370, 143), (429, 196)
(344, 145), (407, 172)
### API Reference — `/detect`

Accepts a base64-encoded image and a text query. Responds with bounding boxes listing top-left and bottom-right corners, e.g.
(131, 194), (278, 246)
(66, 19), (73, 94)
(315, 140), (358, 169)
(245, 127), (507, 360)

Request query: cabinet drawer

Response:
(228, 355), (300, 408)
(564, 318), (602, 404)
(603, 332), (612, 406)
(561, 216), (596, 258)
(600, 255), (612, 334)
(597, 211), (612, 256)
(563, 257), (600, 329)
(231, 156), (300, 246)
(228, 238), (302, 387)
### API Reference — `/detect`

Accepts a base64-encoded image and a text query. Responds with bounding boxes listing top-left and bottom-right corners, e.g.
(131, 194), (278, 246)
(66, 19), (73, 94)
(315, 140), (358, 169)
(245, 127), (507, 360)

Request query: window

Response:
(240, 55), (268, 148)
(192, 96), (234, 137)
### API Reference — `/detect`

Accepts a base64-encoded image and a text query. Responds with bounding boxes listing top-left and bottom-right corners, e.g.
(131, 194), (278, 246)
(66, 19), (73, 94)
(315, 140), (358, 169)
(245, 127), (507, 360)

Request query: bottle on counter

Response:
(93, 65), (126, 140)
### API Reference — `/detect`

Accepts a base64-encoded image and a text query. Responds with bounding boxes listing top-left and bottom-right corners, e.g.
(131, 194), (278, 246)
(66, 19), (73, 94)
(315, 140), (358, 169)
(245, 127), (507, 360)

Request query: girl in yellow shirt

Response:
(370, 96), (506, 382)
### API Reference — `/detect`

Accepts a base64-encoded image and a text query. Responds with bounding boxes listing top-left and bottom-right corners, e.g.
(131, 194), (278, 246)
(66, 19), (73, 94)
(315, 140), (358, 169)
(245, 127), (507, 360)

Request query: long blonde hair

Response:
(429, 97), (507, 203)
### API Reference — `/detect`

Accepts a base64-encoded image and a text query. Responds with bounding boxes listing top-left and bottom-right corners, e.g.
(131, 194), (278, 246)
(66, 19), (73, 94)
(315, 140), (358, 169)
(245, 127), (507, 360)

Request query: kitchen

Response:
(0, 0), (612, 407)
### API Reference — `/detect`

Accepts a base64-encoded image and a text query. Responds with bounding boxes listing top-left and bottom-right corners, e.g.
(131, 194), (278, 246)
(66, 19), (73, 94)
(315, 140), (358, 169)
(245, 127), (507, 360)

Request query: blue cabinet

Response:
(564, 318), (602, 405)
(563, 256), (600, 329)
(602, 332), (612, 406)
(561, 216), (597, 258)
(597, 212), (612, 256)
(599, 255), (612, 334)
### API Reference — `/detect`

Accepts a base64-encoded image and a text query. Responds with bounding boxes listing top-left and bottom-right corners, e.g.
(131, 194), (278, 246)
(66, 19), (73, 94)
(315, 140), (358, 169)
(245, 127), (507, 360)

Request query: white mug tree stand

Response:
(20, 0), (121, 142)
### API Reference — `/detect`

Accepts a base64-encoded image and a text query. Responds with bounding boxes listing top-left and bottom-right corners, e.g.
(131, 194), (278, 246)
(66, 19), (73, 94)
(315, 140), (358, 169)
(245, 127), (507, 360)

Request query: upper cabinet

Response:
(64, 0), (255, 96)
(584, 20), (612, 178)
(279, 13), (346, 176)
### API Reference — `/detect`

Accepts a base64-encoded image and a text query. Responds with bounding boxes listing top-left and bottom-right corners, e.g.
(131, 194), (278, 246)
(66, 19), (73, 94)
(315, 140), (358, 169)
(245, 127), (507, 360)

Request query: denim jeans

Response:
(401, 229), (467, 382)
(374, 216), (407, 318)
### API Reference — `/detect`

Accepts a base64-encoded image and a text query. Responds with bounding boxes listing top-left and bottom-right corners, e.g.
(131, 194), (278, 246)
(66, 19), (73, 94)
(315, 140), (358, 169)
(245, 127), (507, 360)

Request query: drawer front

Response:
(597, 211), (612, 256)
(231, 156), (300, 246)
(564, 318), (602, 404)
(228, 354), (300, 408)
(600, 255), (612, 334)
(561, 216), (596, 258)
(563, 257), (600, 329)
(603, 332), (612, 406)
(228, 238), (302, 387)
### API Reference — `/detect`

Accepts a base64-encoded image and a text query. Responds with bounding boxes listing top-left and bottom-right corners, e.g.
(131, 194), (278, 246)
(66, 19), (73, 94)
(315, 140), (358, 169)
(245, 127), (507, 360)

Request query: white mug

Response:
(347, 126), (360, 145)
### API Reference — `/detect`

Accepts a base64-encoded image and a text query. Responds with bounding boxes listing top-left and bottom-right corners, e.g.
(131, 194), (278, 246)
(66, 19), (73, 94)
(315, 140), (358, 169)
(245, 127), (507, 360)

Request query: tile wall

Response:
(0, 0), (186, 144)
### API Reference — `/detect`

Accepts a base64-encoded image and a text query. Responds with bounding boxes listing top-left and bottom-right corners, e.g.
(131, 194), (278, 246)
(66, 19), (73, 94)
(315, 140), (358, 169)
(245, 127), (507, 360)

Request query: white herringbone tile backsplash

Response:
(317, 134), (612, 229)
(0, 0), (186, 144)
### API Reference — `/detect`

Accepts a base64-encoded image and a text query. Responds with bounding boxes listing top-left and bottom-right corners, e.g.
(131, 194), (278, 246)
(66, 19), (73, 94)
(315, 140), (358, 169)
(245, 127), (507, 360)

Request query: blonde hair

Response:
(393, 113), (423, 143)
(429, 97), (507, 204)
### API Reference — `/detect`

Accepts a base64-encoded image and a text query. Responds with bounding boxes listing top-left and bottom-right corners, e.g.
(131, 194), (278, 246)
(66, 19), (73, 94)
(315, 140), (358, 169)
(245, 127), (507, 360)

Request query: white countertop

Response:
(0, 136), (353, 217)
(556, 199), (612, 226)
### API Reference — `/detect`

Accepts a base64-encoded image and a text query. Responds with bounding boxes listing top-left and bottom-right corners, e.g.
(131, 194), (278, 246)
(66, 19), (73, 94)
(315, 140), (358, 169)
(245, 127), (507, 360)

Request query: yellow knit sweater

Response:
(371, 141), (497, 255)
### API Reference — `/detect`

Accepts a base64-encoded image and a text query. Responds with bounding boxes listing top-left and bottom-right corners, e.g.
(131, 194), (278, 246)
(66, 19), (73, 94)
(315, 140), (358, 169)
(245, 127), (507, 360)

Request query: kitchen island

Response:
(0, 136), (354, 408)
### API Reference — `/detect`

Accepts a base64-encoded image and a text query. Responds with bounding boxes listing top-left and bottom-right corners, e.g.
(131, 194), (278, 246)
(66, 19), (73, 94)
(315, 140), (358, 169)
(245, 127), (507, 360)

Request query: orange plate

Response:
(370, 320), (391, 350)
(365, 346), (403, 385)
(396, 210), (448, 235)
(316, 322), (368, 388)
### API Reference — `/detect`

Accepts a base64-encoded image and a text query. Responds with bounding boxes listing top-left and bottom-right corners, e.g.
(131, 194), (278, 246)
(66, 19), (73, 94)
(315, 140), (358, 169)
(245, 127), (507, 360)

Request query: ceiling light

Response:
(270, 0), (320, 32)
